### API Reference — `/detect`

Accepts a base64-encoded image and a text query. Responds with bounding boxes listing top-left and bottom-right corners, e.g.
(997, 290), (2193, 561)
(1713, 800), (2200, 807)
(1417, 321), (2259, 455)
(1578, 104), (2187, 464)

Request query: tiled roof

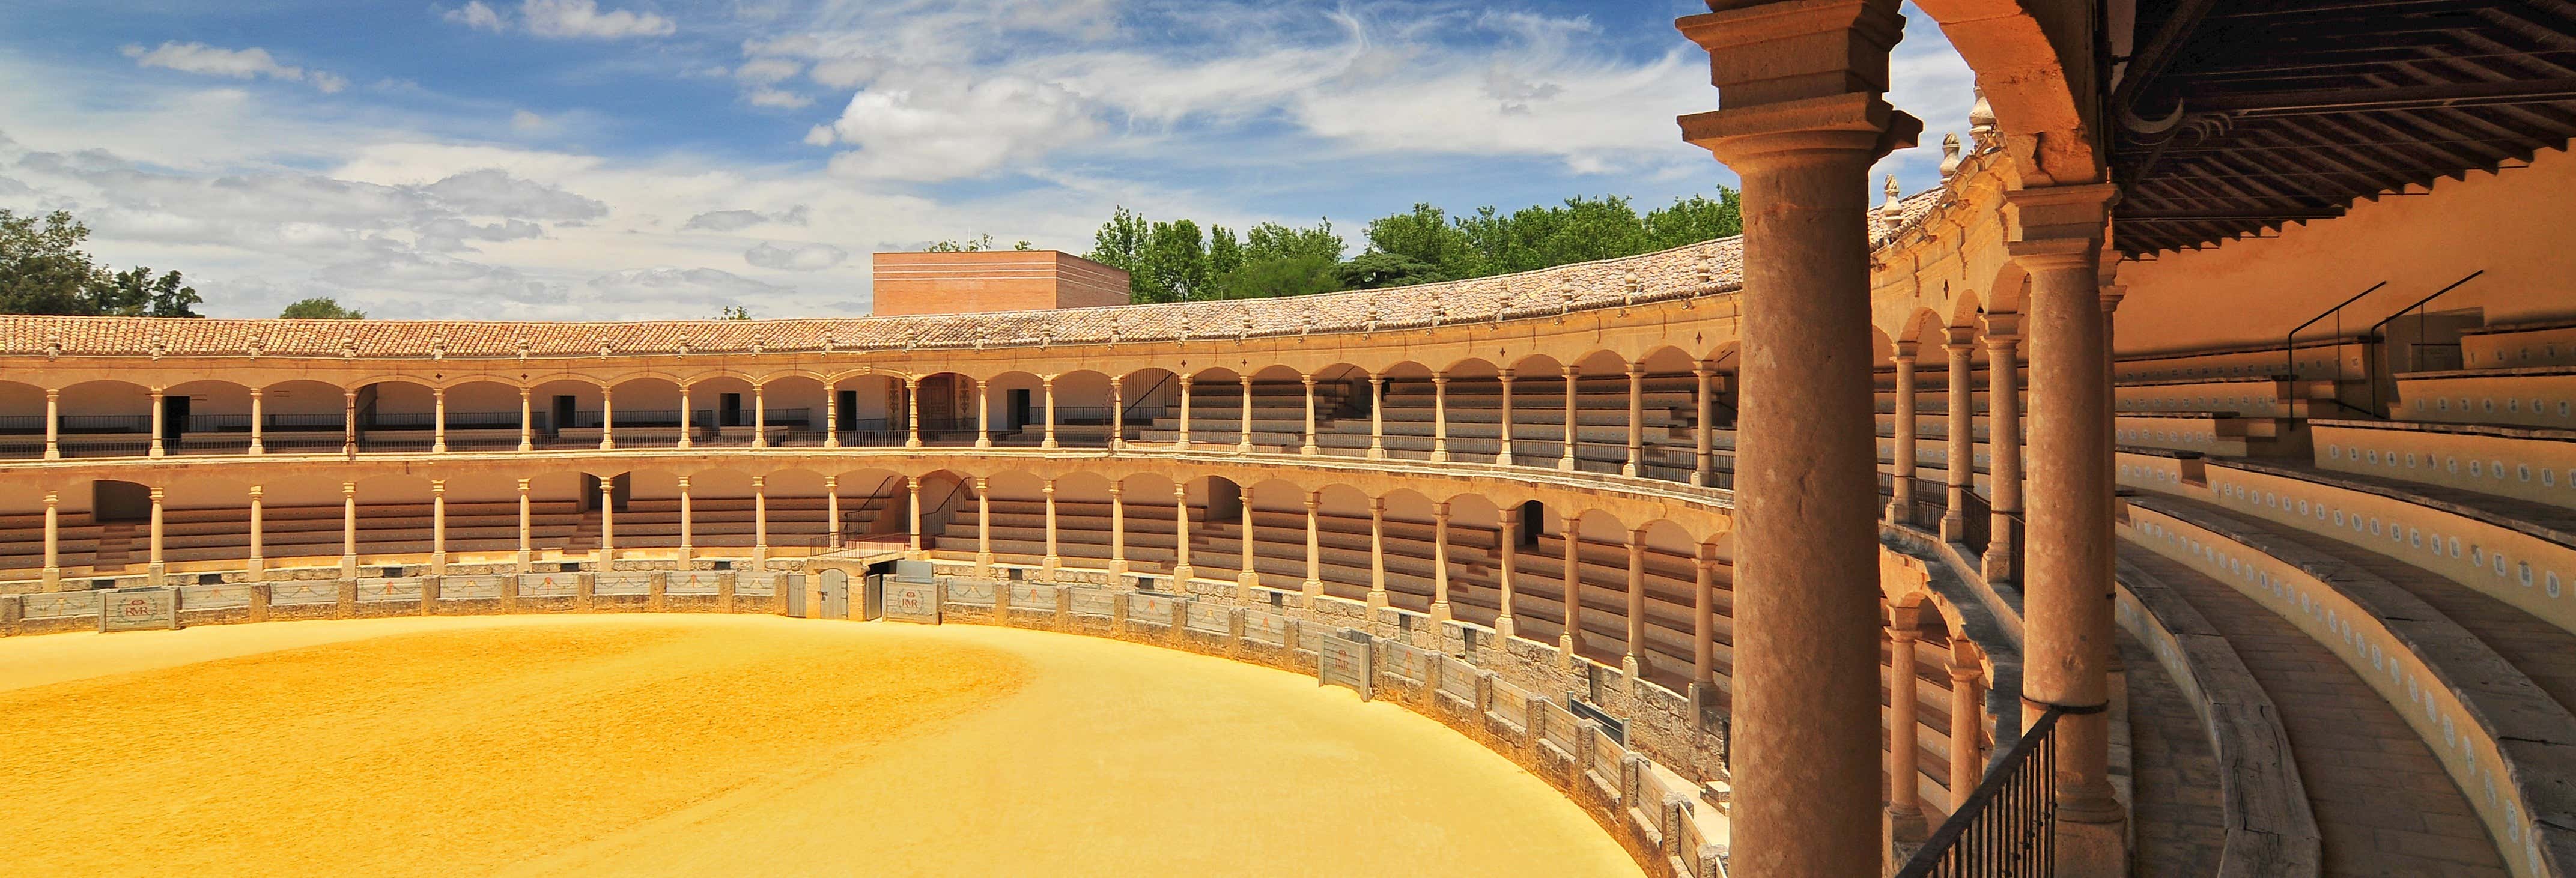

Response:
(0, 189), (1946, 360)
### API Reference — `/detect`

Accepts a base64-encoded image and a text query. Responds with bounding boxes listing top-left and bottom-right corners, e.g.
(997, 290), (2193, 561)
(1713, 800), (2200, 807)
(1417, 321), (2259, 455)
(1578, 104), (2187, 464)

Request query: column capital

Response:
(1433, 502), (1450, 522)
(1300, 373), (1316, 385)
(1497, 367), (1514, 380)
(1890, 339), (1918, 362)
(676, 476), (690, 489)
(974, 476), (989, 490)
(2003, 182), (2119, 255)
(1041, 480), (1055, 494)
(431, 480), (445, 495)
(2100, 283), (2128, 312)
(1172, 483), (1188, 499)
(824, 475), (837, 489)
(44, 491), (59, 506)
(1107, 482), (1120, 497)
(342, 482), (356, 497)
(1303, 492), (1319, 509)
(1943, 325), (1977, 350)
(1178, 372), (1194, 386)
(44, 387), (58, 400)
(1678, 0), (1907, 106)
(149, 486), (165, 500)
(1888, 600), (1921, 632)
(751, 476), (765, 488)
(1683, 92), (1920, 168)
(1981, 311), (2022, 342)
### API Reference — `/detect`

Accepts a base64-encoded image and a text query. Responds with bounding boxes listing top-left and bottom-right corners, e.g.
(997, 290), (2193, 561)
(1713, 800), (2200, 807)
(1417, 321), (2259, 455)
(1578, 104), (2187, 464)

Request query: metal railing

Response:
(2365, 270), (2485, 414)
(1894, 704), (2082, 878)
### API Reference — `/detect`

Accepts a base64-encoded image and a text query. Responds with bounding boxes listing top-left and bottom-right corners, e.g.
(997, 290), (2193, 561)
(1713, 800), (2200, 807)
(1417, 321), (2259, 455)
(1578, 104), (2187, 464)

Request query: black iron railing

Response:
(1894, 704), (2083, 878)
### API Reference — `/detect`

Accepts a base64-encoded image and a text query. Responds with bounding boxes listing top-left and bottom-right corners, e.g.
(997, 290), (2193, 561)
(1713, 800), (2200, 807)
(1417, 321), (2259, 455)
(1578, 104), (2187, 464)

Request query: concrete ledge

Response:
(2113, 556), (2322, 878)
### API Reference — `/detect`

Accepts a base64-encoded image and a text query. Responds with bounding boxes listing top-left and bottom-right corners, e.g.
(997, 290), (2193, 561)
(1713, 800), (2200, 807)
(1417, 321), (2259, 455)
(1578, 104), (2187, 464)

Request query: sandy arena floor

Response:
(0, 614), (1639, 877)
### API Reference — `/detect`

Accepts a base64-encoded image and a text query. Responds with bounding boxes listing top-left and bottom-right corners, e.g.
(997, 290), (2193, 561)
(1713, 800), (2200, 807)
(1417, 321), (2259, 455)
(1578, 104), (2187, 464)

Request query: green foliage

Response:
(926, 233), (998, 253)
(715, 305), (752, 320)
(0, 209), (202, 317)
(1077, 186), (1740, 303)
(279, 297), (366, 320)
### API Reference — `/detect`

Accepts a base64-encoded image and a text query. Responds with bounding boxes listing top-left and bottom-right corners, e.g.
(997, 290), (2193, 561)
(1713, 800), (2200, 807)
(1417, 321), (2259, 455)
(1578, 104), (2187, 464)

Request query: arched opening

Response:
(56, 380), (153, 458)
(1113, 368), (1179, 449)
(981, 372), (1046, 447)
(0, 381), (46, 459)
(1046, 369), (1116, 449)
(165, 379), (253, 456)
(607, 377), (686, 448)
(356, 380), (439, 453)
(1504, 354), (1568, 467)
(761, 375), (826, 446)
(443, 380), (527, 451)
(527, 378), (604, 450)
(685, 375), (758, 447)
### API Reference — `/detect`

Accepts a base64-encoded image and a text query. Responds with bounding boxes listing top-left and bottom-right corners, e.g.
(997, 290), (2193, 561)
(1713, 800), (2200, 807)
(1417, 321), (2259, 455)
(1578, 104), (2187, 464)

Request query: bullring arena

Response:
(11, 1), (2576, 876)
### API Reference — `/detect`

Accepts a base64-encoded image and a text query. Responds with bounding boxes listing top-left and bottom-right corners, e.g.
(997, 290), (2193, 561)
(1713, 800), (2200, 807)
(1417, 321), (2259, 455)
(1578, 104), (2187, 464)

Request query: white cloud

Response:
(746, 88), (812, 109)
(744, 241), (848, 271)
(818, 76), (1100, 181)
(444, 1), (506, 32)
(735, 57), (800, 84)
(681, 204), (807, 231)
(511, 109), (550, 132)
(521, 0), (676, 40)
(120, 42), (345, 94)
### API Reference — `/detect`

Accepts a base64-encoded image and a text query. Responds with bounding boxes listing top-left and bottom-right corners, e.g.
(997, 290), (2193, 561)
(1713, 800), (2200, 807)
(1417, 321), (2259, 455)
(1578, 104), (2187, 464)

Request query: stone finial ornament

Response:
(597, 337), (613, 357)
(429, 337), (446, 360)
(1969, 86), (1996, 144)
(676, 333), (691, 356)
(1882, 175), (1904, 215)
(44, 330), (61, 360)
(515, 337), (530, 360)
(341, 335), (358, 359)
(246, 336), (263, 359)
(1939, 133), (1963, 179)
(750, 334), (767, 355)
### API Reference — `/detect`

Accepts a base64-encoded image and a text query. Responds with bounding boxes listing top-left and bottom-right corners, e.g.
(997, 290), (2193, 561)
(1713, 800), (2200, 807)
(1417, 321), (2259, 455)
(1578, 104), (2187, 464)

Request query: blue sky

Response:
(0, 0), (1975, 319)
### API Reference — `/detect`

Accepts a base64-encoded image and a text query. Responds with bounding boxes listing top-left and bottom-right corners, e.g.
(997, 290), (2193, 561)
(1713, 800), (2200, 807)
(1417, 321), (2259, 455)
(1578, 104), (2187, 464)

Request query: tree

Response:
(1243, 220), (1343, 265)
(1206, 225), (1242, 281)
(1212, 254), (1340, 299)
(0, 209), (202, 317)
(1644, 189), (1743, 250)
(1134, 219), (1209, 303)
(1334, 251), (1442, 290)
(926, 233), (997, 253)
(279, 297), (365, 320)
(1086, 206), (1152, 295)
(715, 305), (752, 320)
(1362, 204), (1477, 280)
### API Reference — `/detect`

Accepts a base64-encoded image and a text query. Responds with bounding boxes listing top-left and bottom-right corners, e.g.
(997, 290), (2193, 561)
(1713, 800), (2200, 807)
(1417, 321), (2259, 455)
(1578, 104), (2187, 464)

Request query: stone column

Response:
(1496, 506), (1519, 640)
(515, 478), (532, 572)
(1560, 519), (1583, 660)
(340, 482), (359, 578)
(1624, 365), (1643, 476)
(248, 388), (264, 455)
(905, 476), (923, 556)
(1042, 479), (1060, 575)
(678, 383), (694, 449)
(1693, 547), (1716, 691)
(1171, 482), (1194, 584)
(1238, 485), (1259, 595)
(1677, 0), (1918, 871)
(1430, 501), (1453, 623)
(1886, 604), (1927, 846)
(1623, 526), (1645, 679)
(599, 385), (617, 451)
(678, 476), (695, 565)
(1238, 375), (1255, 453)
(1365, 372), (1386, 459)
(1559, 365), (1580, 471)
(1109, 482), (1127, 574)
(1301, 491), (1322, 598)
(42, 389), (58, 459)
(1042, 377), (1059, 449)
(1694, 363), (1715, 486)
(342, 389), (359, 456)
(147, 486), (166, 583)
(41, 492), (60, 589)
(149, 387), (166, 457)
(1886, 343), (1919, 523)
(824, 381), (840, 448)
(753, 382), (769, 449)
(1949, 641), (1987, 813)
(1365, 497), (1387, 609)
(598, 476), (616, 561)
(752, 476), (769, 569)
(1300, 373), (1319, 455)
(1982, 316), (2023, 581)
(1496, 368), (1516, 464)
(826, 476), (842, 547)
(1176, 374), (1194, 449)
(974, 379), (992, 449)
(2011, 183), (2125, 864)
(1110, 377), (1126, 453)
(1939, 328), (1975, 540)
(433, 387), (448, 453)
(904, 378), (922, 449)
(1430, 372), (1451, 462)
(246, 486), (264, 578)
(974, 476), (994, 575)
(431, 480), (447, 575)
(517, 387), (533, 452)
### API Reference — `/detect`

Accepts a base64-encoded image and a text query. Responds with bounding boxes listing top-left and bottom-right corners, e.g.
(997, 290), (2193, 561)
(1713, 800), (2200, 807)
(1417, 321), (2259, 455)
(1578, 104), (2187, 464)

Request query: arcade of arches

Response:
(8, 0), (2576, 876)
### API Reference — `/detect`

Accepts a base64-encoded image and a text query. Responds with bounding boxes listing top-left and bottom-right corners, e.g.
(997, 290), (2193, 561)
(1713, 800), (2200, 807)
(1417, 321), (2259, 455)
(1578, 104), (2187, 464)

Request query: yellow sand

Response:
(0, 616), (1639, 877)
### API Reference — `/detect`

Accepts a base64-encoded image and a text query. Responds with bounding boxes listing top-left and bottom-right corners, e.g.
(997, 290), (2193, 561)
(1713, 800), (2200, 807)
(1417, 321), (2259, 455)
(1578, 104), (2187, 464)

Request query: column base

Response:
(677, 546), (694, 567)
(1690, 473), (1706, 488)
(752, 547), (770, 571)
(340, 554), (359, 579)
(1620, 653), (1641, 684)
(974, 439), (992, 449)
(752, 441), (767, 450)
(1236, 443), (1253, 453)
(1430, 601), (1451, 625)
(41, 567), (61, 590)
(1884, 500), (1912, 526)
(44, 447), (60, 460)
(1301, 444), (1318, 456)
(2054, 814), (2128, 878)
(600, 441), (615, 451)
(1235, 571), (1257, 599)
(1557, 634), (1579, 668)
(431, 555), (447, 577)
(1937, 511), (1967, 543)
(1621, 462), (1638, 477)
(974, 551), (995, 575)
(1366, 589), (1387, 611)
(823, 440), (840, 449)
(245, 558), (264, 579)
(1496, 450), (1513, 465)
(1686, 681), (1719, 731)
(1301, 578), (1322, 598)
(431, 443), (447, 453)
(1557, 457), (1575, 471)
(517, 443), (532, 452)
(1042, 440), (1059, 450)
(1042, 556), (1061, 580)
(1171, 565), (1195, 587)
(904, 440), (922, 449)
(1494, 615), (1515, 640)
(1366, 447), (1385, 460)
(145, 563), (166, 586)
(1431, 449), (1449, 462)
(150, 444), (165, 458)
(1886, 807), (1930, 869)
